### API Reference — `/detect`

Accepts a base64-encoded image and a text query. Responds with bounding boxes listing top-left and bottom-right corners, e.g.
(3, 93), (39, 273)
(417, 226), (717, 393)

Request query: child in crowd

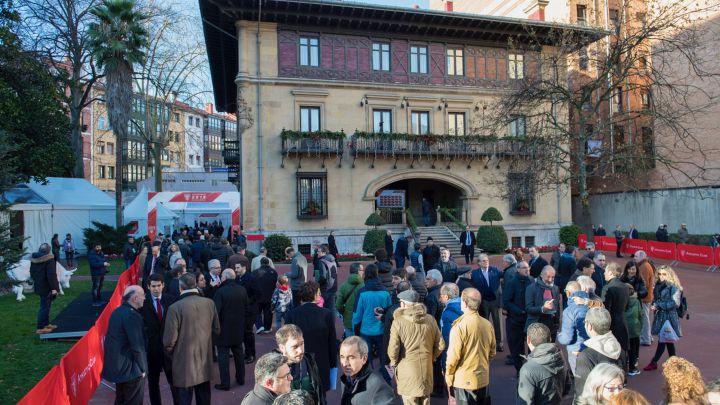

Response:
(271, 275), (293, 330)
(625, 283), (643, 376)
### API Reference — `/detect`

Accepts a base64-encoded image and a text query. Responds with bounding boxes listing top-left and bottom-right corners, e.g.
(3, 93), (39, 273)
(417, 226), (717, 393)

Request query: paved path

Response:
(89, 254), (720, 404)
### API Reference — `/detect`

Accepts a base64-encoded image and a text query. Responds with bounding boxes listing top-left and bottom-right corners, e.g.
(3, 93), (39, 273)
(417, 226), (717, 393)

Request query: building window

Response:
(372, 43), (390, 71)
(508, 172), (536, 214)
(188, 116), (193, 126)
(96, 142), (105, 154)
(508, 53), (524, 79)
(299, 106), (321, 132)
(447, 112), (465, 136)
(196, 155), (201, 164)
(509, 115), (526, 137)
(98, 165), (106, 179)
(641, 127), (655, 167)
(410, 46), (428, 74)
(410, 111), (430, 135)
(195, 118), (200, 127)
(641, 90), (651, 110)
(175, 133), (180, 142)
(609, 9), (620, 31)
(577, 5), (587, 25)
(162, 149), (170, 161)
(511, 237), (522, 248)
(614, 87), (623, 112)
(106, 142), (114, 155)
(296, 172), (327, 219)
(299, 36), (320, 67)
(175, 152), (181, 163)
(579, 47), (589, 70)
(373, 109), (392, 133)
(173, 112), (180, 122)
(446, 48), (464, 76)
(189, 154), (194, 163)
(613, 125), (625, 148)
(525, 236), (536, 247)
(98, 116), (107, 130)
(108, 166), (115, 179)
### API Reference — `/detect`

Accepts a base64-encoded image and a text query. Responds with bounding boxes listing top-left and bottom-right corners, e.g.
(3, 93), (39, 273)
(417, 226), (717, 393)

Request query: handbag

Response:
(658, 319), (679, 343)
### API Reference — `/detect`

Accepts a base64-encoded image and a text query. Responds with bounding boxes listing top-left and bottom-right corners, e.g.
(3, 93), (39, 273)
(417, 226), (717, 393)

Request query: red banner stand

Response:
(647, 241), (677, 262)
(621, 239), (647, 256)
(676, 244), (714, 267)
(18, 259), (140, 405)
(578, 234), (588, 249)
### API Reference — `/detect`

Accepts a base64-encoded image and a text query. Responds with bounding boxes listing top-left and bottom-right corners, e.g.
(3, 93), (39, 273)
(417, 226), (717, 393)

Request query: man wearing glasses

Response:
(241, 352), (293, 405)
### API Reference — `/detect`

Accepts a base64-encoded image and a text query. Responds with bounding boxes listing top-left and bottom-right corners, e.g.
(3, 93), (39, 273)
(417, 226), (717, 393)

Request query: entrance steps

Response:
(416, 226), (463, 258)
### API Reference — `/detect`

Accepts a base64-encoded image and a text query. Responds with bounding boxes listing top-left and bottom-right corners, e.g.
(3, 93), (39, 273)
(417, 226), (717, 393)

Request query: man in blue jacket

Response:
(439, 283), (462, 369)
(88, 243), (110, 307)
(471, 253), (504, 351)
(556, 281), (589, 375)
(102, 285), (147, 405)
(352, 266), (391, 368)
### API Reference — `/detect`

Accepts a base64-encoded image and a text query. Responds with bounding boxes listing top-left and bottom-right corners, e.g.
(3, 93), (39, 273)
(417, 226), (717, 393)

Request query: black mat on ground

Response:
(41, 291), (113, 339)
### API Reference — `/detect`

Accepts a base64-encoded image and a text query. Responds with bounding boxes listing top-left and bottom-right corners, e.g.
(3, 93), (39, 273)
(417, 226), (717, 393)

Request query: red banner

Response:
(677, 244), (714, 266)
(715, 248), (720, 267)
(578, 234), (588, 249)
(594, 236), (617, 252)
(19, 259), (140, 405)
(647, 241), (677, 261)
(621, 239), (647, 255)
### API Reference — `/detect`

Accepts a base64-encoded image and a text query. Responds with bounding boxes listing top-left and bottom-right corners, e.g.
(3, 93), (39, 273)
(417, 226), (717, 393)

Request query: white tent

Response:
(3, 177), (116, 255)
(123, 187), (179, 237)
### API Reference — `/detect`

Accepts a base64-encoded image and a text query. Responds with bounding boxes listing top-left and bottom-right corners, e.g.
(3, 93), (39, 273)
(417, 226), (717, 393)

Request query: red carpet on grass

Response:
(89, 254), (720, 404)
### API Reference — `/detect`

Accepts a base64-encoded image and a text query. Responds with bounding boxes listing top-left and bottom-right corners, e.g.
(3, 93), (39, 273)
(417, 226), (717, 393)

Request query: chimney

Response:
(445, 1), (453, 12)
(204, 103), (214, 114)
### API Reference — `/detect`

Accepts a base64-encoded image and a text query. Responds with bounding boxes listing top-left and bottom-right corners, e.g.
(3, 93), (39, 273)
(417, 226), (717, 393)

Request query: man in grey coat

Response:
(163, 273), (220, 405)
(517, 323), (567, 405)
(241, 352), (293, 405)
(285, 246), (307, 307)
(101, 285), (147, 405)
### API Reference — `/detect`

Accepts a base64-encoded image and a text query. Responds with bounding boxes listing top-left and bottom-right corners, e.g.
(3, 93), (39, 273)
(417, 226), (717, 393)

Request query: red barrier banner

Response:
(578, 234), (588, 249)
(647, 241), (677, 261)
(715, 248), (720, 267)
(595, 236), (617, 252)
(677, 244), (714, 266)
(18, 365), (69, 405)
(621, 239), (647, 255)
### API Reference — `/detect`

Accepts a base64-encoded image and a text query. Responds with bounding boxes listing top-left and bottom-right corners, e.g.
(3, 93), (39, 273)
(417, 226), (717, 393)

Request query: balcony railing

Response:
(350, 133), (545, 159)
(280, 130), (345, 156)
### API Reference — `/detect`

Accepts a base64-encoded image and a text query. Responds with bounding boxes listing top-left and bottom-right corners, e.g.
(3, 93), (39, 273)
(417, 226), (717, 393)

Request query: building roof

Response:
(200, 0), (606, 112)
(2, 177), (115, 208)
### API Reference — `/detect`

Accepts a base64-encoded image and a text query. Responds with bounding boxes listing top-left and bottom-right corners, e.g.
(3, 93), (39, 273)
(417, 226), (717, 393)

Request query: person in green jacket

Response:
(625, 283), (643, 376)
(336, 263), (364, 338)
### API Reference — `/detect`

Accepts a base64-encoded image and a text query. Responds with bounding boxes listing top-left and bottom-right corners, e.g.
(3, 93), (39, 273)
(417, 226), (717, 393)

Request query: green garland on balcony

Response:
(280, 129), (347, 141)
(353, 131), (503, 142)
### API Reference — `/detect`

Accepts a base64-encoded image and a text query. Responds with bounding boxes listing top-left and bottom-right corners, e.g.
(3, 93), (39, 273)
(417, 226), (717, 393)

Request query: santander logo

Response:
(70, 356), (96, 399)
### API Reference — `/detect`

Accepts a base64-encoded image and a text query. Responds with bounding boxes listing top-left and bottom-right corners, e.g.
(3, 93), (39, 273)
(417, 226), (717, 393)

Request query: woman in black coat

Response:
(328, 231), (339, 257)
(620, 261), (648, 301)
(384, 230), (393, 257)
(602, 263), (630, 352)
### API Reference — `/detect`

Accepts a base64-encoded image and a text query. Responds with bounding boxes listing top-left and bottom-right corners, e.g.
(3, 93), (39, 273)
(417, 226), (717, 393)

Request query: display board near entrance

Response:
(147, 192), (240, 240)
(376, 190), (405, 208)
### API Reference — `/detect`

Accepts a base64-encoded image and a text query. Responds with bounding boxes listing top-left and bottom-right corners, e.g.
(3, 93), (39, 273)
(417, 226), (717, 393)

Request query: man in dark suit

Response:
(285, 281), (338, 394)
(394, 235), (410, 269)
(214, 269), (251, 390)
(471, 253), (504, 351)
(202, 259), (223, 299)
(528, 246), (548, 279)
(236, 259), (260, 364)
(459, 226), (476, 265)
(102, 285), (147, 405)
(143, 244), (168, 284)
(141, 274), (178, 405)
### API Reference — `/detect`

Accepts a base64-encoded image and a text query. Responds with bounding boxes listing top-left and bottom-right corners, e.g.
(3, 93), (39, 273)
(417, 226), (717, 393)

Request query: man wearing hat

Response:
(388, 289), (445, 405)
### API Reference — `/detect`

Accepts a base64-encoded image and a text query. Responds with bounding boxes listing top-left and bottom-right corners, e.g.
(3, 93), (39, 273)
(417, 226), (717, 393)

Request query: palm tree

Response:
(87, 0), (148, 226)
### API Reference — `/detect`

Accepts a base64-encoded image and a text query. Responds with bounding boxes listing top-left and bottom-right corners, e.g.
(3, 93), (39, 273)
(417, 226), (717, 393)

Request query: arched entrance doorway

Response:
(376, 178), (465, 226)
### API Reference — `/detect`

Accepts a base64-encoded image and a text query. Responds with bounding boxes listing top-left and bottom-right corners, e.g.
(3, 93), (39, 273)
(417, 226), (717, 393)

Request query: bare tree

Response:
(491, 0), (720, 232)
(20, 0), (102, 179)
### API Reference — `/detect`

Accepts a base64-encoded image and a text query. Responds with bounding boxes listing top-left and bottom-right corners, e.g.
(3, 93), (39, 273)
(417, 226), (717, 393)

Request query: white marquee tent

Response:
(123, 187), (179, 237)
(3, 178), (116, 255)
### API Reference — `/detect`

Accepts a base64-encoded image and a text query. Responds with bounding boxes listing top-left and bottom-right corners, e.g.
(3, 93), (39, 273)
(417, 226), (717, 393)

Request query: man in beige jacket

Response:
(388, 289), (445, 405)
(445, 287), (496, 404)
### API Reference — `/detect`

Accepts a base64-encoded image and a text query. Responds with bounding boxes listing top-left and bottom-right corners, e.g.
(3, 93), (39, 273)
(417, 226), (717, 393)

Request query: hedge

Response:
(363, 229), (386, 254)
(264, 234), (292, 261)
(559, 224), (582, 246)
(477, 225), (508, 253)
(82, 221), (135, 254)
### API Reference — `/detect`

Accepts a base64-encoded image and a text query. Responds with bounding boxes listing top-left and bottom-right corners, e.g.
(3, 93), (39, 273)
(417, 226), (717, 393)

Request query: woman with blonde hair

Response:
(644, 265), (683, 371)
(662, 356), (709, 405)
(610, 389), (650, 405)
(577, 363), (625, 405)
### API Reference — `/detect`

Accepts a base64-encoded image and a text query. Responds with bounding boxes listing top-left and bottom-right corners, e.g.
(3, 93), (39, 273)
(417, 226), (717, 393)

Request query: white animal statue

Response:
(6, 260), (77, 301)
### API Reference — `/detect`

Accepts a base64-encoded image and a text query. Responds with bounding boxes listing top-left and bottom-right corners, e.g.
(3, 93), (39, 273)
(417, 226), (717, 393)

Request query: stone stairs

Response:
(416, 225), (462, 257)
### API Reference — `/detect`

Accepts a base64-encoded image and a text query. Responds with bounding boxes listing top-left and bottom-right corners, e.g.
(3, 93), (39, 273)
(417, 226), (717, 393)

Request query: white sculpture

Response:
(6, 260), (77, 301)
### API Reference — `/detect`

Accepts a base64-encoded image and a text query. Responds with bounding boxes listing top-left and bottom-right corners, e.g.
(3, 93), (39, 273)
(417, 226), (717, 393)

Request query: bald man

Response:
(101, 285), (148, 405)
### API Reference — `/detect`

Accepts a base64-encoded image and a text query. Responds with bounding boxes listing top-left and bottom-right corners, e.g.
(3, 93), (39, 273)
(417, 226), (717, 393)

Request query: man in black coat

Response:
(503, 260), (533, 375)
(339, 336), (394, 405)
(601, 264), (630, 352)
(423, 237), (441, 270)
(285, 281), (338, 393)
(102, 285), (148, 405)
(123, 236), (138, 269)
(527, 246), (548, 279)
(30, 243), (59, 334)
(459, 226), (476, 265)
(236, 259), (260, 363)
(525, 266), (561, 341)
(140, 274), (178, 405)
(254, 257), (278, 333)
(276, 324), (326, 404)
(202, 259), (223, 299)
(143, 244), (168, 284)
(394, 235), (410, 269)
(214, 269), (251, 390)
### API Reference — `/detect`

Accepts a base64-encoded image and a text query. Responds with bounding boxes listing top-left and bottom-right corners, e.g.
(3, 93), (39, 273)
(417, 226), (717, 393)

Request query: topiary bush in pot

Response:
(264, 234), (292, 261)
(559, 224), (582, 246)
(476, 226), (508, 253)
(363, 229), (386, 254)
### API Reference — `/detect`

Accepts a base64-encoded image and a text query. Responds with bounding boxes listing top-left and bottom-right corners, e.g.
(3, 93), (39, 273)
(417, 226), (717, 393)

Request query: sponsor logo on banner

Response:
(169, 192), (222, 202)
(69, 356), (96, 400)
(677, 244), (714, 266)
(647, 241), (677, 261)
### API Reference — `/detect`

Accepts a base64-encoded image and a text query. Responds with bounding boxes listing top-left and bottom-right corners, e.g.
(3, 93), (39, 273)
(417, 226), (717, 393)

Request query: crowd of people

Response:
(26, 224), (719, 405)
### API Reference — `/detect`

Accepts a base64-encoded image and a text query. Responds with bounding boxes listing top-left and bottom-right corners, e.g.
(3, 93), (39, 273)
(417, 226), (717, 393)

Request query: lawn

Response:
(67, 256), (128, 277)
(0, 275), (117, 403)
